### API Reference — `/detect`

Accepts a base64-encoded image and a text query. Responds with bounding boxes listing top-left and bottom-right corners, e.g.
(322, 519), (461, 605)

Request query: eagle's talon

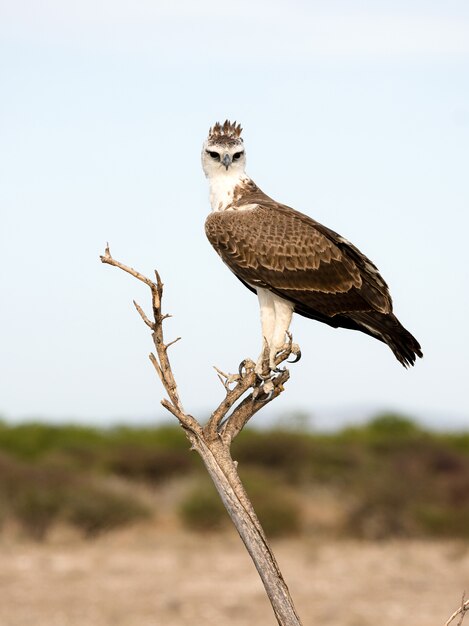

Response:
(255, 379), (274, 401)
(238, 358), (255, 377)
(252, 385), (263, 400)
(273, 335), (295, 362)
(254, 360), (271, 379)
(287, 343), (301, 363)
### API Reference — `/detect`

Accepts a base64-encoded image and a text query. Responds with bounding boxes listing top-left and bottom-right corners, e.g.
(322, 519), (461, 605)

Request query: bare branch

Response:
(148, 353), (164, 384)
(100, 246), (156, 290)
(215, 373), (226, 388)
(101, 245), (302, 626)
(133, 300), (154, 329)
(165, 336), (181, 350)
(223, 368), (290, 442)
(445, 595), (469, 626)
(204, 369), (257, 441)
(160, 398), (183, 420)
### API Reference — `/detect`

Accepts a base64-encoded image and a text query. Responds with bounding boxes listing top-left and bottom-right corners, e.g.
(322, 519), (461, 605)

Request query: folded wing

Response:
(205, 198), (422, 367)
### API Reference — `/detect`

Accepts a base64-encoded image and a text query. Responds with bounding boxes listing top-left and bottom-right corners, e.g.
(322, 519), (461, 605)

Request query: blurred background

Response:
(1, 2), (469, 625)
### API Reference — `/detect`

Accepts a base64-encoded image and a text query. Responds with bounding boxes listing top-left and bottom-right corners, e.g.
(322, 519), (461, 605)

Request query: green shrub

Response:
(339, 413), (427, 452)
(0, 422), (190, 464)
(0, 451), (150, 540)
(179, 471), (301, 537)
(307, 439), (362, 484)
(179, 480), (227, 531)
(1, 416), (469, 540)
(415, 505), (469, 538)
(65, 483), (150, 538)
(232, 430), (311, 482)
(343, 439), (469, 539)
(13, 487), (64, 540)
(240, 470), (302, 537)
(345, 471), (418, 539)
(4, 460), (73, 540)
(108, 445), (192, 483)
(0, 422), (106, 460)
(364, 413), (423, 437)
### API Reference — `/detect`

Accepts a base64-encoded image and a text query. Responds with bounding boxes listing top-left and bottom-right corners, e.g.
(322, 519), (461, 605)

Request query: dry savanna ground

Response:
(1, 418), (469, 625)
(1, 525), (468, 626)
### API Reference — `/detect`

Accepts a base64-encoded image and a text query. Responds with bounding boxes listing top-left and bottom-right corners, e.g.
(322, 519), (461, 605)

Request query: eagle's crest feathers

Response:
(208, 120), (243, 145)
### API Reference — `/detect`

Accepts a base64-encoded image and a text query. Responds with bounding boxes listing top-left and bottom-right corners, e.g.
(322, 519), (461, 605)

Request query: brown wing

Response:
(205, 202), (392, 317)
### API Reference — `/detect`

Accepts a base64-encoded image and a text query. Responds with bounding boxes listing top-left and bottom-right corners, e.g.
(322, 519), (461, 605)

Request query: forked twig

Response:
(100, 246), (302, 626)
(445, 595), (469, 626)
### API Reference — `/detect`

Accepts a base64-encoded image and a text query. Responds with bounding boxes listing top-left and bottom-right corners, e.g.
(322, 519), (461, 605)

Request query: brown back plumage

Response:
(205, 181), (423, 367)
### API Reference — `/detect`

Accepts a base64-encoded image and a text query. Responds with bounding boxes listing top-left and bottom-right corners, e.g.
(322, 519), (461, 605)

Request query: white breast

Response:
(209, 173), (250, 212)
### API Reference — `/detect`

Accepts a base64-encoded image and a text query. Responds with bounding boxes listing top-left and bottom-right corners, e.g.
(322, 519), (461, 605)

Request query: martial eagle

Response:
(202, 120), (422, 375)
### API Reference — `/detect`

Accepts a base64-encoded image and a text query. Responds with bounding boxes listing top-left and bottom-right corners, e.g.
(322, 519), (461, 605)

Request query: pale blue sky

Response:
(1, 1), (468, 428)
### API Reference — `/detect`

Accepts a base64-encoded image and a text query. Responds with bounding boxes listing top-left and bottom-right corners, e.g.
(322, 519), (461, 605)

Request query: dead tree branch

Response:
(445, 595), (469, 626)
(100, 246), (302, 626)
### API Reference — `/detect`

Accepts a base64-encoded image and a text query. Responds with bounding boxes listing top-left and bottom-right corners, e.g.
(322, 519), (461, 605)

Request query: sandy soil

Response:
(0, 527), (468, 626)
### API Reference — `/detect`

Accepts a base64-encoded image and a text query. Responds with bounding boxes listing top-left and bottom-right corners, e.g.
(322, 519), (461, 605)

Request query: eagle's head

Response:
(202, 120), (246, 178)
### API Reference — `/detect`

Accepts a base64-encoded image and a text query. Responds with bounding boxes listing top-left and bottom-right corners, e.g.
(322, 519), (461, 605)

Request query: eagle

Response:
(202, 120), (423, 375)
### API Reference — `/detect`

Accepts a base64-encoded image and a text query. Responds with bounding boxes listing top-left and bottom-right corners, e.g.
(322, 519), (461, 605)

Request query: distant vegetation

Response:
(0, 414), (468, 541)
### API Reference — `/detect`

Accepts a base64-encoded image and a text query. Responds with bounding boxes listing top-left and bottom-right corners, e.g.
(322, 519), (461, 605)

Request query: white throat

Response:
(208, 170), (249, 212)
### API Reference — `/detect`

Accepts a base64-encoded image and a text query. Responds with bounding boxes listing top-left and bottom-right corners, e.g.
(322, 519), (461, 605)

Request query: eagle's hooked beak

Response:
(222, 153), (231, 170)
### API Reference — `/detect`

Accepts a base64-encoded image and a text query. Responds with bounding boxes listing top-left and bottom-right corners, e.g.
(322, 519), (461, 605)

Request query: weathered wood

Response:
(192, 435), (302, 626)
(101, 246), (303, 626)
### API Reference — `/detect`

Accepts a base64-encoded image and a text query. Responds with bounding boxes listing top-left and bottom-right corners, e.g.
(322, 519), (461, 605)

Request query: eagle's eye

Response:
(233, 151), (244, 160)
(207, 151), (220, 160)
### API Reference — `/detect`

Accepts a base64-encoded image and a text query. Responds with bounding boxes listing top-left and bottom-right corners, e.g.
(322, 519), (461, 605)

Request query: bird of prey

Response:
(202, 120), (422, 376)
